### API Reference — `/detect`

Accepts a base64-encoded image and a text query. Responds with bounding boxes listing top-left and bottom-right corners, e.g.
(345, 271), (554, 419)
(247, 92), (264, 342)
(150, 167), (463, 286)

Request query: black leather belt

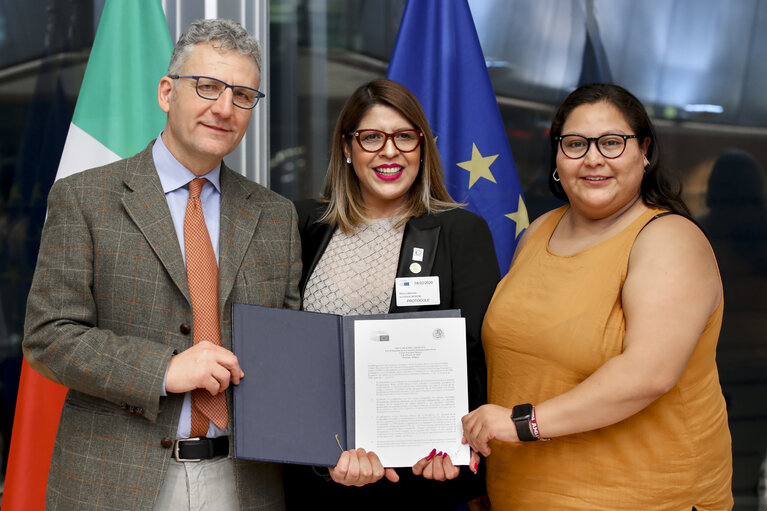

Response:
(173, 436), (229, 462)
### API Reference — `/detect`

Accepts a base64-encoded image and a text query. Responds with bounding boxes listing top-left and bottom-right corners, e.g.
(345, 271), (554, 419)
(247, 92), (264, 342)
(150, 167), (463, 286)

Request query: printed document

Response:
(353, 317), (469, 467)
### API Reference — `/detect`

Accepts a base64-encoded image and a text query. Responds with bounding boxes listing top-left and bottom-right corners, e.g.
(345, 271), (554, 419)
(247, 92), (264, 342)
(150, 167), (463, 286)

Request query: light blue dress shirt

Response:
(152, 133), (227, 439)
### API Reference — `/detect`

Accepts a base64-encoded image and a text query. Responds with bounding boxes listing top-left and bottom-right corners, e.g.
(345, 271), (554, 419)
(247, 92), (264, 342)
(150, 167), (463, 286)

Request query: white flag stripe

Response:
(55, 123), (121, 181)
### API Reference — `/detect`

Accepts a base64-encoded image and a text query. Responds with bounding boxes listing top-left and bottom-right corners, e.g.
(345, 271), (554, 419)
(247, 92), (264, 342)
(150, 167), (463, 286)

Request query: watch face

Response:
(512, 403), (533, 421)
(512, 403), (538, 442)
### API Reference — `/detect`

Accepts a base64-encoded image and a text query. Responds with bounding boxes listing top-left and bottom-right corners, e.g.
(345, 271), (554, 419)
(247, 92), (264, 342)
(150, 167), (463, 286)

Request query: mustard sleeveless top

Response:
(482, 206), (732, 511)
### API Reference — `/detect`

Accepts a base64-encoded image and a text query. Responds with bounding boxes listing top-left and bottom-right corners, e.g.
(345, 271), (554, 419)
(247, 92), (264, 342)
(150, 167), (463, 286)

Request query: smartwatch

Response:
(511, 403), (539, 442)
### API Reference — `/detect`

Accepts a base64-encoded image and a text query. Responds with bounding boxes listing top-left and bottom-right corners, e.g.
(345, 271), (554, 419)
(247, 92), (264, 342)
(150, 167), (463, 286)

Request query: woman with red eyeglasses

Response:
(283, 78), (499, 510)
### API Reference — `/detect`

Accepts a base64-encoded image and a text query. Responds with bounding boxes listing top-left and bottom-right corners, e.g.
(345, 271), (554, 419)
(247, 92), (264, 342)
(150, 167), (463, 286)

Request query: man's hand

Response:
(329, 448), (399, 487)
(165, 341), (244, 395)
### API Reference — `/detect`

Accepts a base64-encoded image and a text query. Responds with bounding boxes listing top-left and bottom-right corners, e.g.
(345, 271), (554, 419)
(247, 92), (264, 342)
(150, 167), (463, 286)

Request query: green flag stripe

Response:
(73, 0), (173, 158)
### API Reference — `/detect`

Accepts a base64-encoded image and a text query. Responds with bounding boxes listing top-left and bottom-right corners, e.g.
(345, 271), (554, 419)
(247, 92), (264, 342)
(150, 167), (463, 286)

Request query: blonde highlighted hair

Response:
(319, 78), (459, 232)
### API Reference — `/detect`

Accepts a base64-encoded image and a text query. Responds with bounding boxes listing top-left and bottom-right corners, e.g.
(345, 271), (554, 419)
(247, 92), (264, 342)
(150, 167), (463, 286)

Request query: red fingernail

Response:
(436, 451), (443, 457)
(472, 462), (478, 472)
(441, 452), (447, 458)
(424, 448), (437, 461)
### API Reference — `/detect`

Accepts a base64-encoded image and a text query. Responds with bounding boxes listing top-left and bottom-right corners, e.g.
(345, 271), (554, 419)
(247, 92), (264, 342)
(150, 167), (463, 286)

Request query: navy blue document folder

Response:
(231, 303), (460, 466)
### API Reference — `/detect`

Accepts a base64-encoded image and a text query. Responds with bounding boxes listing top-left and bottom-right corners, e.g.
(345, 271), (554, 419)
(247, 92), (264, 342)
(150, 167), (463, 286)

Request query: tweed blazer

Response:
(23, 143), (301, 511)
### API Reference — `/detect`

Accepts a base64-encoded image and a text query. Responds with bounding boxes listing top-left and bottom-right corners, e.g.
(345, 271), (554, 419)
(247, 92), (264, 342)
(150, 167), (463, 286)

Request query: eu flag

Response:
(387, 0), (528, 273)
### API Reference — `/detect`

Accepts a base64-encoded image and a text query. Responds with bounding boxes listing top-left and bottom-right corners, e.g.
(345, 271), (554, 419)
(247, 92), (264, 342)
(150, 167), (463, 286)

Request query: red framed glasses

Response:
(350, 129), (423, 153)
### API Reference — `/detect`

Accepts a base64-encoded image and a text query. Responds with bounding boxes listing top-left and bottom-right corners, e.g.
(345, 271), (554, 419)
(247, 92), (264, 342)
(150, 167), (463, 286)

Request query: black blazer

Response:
(288, 200), (501, 509)
(287, 199), (500, 509)
(295, 198), (501, 410)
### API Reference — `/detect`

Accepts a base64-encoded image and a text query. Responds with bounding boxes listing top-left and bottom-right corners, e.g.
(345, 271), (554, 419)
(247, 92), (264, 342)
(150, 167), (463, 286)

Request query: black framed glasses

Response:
(350, 129), (423, 153)
(556, 133), (638, 159)
(169, 75), (265, 109)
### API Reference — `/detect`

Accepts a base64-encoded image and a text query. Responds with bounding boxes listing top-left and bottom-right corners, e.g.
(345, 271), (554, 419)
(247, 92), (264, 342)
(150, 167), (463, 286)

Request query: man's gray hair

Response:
(168, 18), (262, 75)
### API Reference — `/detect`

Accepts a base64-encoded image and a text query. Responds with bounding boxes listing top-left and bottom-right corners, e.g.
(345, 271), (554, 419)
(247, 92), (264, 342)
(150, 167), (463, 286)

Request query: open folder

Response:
(231, 303), (465, 467)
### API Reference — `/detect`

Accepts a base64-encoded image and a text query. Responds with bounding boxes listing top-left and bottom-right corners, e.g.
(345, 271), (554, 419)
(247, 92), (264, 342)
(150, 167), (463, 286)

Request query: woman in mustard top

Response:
(462, 84), (732, 510)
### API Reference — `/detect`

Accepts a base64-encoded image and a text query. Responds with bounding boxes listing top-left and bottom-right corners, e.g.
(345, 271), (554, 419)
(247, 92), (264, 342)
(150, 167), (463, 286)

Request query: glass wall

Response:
(0, 1), (765, 508)
(267, 2), (767, 509)
(0, 0), (97, 492)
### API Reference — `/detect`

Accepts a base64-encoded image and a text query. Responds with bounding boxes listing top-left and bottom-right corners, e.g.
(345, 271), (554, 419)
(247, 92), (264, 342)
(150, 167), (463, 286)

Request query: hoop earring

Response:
(553, 169), (560, 182)
(346, 157), (352, 165)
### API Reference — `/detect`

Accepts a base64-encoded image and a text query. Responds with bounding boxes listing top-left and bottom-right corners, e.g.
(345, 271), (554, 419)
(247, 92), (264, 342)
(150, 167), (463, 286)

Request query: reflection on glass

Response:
(697, 148), (767, 507)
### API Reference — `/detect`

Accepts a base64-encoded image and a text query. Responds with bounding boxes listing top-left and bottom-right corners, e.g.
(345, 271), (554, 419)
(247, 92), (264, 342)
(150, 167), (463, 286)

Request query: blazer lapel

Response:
(395, 214), (441, 279)
(299, 206), (334, 296)
(218, 166), (261, 310)
(389, 214), (441, 313)
(121, 148), (190, 304)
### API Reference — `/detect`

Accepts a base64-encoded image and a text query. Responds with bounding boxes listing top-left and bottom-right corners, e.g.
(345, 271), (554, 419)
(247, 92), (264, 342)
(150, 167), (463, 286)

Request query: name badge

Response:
(394, 276), (440, 307)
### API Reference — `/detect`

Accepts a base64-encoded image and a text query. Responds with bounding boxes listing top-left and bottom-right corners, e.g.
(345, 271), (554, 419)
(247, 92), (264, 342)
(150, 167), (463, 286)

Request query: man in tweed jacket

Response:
(22, 19), (300, 510)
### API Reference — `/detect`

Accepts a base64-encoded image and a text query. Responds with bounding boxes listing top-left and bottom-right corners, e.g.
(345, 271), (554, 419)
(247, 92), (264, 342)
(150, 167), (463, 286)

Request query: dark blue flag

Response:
(579, 0), (613, 85)
(387, 0), (528, 273)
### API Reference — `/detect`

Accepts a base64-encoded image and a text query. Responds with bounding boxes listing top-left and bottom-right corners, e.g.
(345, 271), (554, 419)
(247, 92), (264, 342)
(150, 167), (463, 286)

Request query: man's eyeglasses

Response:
(350, 129), (423, 153)
(169, 75), (265, 109)
(555, 133), (638, 159)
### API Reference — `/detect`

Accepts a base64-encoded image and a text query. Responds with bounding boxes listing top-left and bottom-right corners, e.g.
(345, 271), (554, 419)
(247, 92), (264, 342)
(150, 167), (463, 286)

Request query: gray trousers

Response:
(153, 456), (239, 510)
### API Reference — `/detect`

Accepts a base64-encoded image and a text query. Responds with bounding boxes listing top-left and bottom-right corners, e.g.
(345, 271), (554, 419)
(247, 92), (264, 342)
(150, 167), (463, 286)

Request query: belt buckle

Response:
(173, 436), (203, 462)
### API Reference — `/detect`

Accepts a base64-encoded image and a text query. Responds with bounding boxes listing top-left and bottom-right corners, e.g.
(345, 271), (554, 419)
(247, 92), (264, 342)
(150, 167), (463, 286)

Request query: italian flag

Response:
(3, 1), (172, 509)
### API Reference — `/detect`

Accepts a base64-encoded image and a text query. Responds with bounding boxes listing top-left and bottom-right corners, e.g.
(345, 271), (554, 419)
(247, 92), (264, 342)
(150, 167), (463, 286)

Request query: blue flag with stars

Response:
(387, 0), (528, 273)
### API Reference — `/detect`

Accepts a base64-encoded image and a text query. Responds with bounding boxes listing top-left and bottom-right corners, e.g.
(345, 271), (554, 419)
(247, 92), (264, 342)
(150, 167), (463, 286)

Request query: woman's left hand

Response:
(461, 404), (518, 457)
(411, 449), (461, 480)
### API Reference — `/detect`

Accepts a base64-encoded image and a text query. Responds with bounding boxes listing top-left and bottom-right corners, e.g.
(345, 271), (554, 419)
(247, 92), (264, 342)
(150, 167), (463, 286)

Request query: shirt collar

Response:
(152, 132), (222, 194)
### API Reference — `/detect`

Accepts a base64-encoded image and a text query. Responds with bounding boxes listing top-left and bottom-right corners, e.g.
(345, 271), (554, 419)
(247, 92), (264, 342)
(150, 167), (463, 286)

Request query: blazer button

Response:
(160, 437), (173, 449)
(179, 323), (191, 335)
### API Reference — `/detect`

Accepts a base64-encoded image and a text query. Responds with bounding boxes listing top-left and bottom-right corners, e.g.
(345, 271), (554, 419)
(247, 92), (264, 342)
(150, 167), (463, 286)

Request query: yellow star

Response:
(457, 143), (498, 189)
(505, 195), (529, 239)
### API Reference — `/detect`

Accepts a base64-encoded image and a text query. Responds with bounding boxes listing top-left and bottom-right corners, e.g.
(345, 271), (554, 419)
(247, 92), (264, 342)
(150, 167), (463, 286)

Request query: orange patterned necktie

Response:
(185, 177), (228, 436)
